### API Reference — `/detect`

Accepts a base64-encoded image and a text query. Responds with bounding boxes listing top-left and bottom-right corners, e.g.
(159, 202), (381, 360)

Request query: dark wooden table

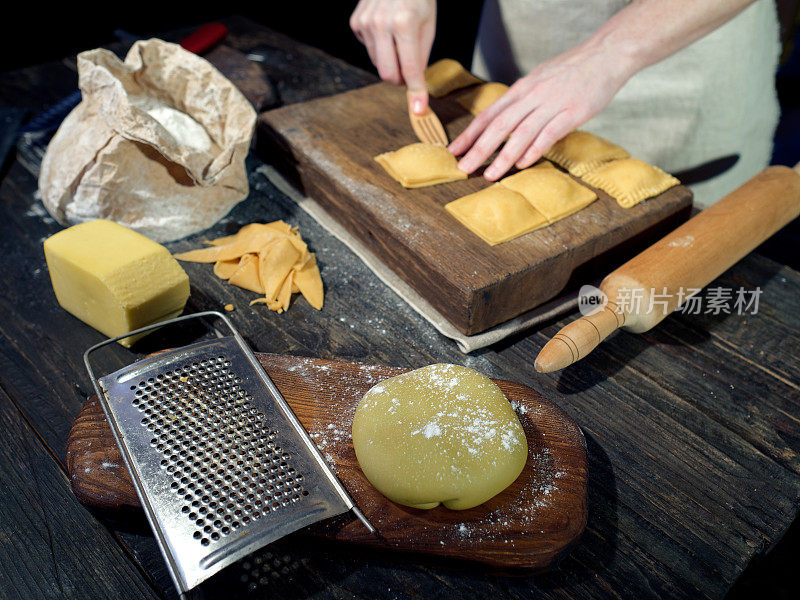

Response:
(1, 15), (799, 600)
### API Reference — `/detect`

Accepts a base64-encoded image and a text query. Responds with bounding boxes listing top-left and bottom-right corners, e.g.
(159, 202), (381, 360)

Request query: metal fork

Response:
(408, 93), (448, 146)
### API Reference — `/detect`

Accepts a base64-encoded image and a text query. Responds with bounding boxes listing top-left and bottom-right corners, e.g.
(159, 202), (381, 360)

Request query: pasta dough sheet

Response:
(456, 82), (509, 115)
(445, 184), (548, 245)
(425, 59), (482, 97)
(544, 130), (630, 177)
(174, 221), (323, 312)
(374, 143), (467, 188)
(500, 163), (597, 222)
(583, 158), (680, 208)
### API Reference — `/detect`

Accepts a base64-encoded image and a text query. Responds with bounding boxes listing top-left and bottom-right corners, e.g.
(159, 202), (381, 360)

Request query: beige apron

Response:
(472, 0), (781, 207)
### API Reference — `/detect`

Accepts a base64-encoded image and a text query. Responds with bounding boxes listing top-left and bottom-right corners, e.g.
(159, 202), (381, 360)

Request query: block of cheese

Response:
(43, 219), (190, 346)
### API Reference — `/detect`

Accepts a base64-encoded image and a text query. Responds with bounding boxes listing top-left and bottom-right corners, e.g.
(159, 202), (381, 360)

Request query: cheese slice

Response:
(213, 258), (240, 279)
(173, 228), (285, 262)
(44, 219), (190, 346)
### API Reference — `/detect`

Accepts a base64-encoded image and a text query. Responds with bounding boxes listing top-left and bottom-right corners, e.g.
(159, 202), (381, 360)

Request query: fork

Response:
(408, 93), (449, 147)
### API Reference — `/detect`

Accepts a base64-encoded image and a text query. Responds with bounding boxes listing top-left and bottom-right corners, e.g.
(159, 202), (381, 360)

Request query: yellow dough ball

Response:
(352, 364), (527, 510)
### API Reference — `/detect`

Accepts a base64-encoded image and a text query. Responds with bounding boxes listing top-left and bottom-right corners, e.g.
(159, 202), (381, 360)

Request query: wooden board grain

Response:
(66, 352), (588, 572)
(7, 17), (800, 600)
(257, 81), (693, 334)
(0, 387), (161, 600)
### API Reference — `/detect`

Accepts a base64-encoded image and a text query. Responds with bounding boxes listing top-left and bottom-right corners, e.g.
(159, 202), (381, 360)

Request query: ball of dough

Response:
(352, 364), (527, 510)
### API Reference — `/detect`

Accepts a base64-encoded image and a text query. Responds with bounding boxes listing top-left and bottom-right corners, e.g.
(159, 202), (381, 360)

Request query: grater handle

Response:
(351, 506), (375, 533)
(83, 311), (237, 391)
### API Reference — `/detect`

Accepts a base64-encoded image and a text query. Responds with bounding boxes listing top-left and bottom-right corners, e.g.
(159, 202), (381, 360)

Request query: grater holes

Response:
(133, 358), (309, 547)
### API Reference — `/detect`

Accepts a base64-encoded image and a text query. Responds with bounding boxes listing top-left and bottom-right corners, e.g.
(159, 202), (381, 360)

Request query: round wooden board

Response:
(66, 353), (588, 571)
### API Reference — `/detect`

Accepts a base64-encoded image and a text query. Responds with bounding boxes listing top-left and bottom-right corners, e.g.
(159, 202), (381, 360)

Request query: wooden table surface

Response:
(1, 15), (799, 600)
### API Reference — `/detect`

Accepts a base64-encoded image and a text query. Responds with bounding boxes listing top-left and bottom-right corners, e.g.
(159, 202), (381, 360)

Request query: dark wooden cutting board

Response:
(257, 81), (693, 335)
(66, 353), (587, 572)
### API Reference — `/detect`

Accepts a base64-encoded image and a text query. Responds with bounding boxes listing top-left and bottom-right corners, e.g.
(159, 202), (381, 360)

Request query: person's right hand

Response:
(350, 0), (436, 115)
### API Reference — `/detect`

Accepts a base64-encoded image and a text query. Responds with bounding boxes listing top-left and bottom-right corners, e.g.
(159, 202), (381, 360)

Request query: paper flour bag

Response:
(39, 38), (257, 242)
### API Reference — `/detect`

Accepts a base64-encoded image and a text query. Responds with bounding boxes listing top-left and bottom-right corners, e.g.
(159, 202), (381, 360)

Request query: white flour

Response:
(131, 96), (212, 151)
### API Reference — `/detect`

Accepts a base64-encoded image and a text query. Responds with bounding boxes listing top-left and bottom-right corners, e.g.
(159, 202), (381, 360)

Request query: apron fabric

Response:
(472, 0), (781, 208)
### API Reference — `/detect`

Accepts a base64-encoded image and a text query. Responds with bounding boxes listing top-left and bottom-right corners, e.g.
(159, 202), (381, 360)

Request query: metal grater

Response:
(84, 311), (373, 596)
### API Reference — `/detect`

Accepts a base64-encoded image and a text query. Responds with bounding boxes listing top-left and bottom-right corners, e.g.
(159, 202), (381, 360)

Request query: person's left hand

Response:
(449, 41), (635, 181)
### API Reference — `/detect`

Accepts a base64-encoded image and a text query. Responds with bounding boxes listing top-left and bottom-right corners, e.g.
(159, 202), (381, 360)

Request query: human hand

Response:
(350, 0), (436, 115)
(449, 42), (635, 180)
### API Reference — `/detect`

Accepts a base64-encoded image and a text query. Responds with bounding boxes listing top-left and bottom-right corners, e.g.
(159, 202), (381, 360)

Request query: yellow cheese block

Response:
(43, 219), (190, 346)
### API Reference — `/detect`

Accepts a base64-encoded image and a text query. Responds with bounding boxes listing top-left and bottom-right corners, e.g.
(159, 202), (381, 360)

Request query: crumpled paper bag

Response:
(39, 38), (257, 242)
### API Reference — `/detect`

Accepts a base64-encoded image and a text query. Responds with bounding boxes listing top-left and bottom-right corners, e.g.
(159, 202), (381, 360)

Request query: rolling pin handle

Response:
(535, 302), (625, 373)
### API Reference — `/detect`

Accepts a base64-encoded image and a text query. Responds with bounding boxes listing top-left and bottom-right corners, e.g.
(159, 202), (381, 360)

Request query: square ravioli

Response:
(425, 59), (482, 97)
(499, 163), (597, 222)
(456, 82), (509, 115)
(544, 130), (630, 177)
(583, 158), (680, 208)
(374, 143), (467, 188)
(445, 184), (548, 245)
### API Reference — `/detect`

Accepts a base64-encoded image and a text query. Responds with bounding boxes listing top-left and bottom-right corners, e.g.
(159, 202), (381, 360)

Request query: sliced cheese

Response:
(43, 219), (190, 347)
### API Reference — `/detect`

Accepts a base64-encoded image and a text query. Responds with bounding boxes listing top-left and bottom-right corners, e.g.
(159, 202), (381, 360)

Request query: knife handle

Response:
(180, 22), (229, 54)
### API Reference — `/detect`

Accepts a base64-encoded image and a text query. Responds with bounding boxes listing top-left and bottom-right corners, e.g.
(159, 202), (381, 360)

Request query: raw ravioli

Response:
(456, 82), (509, 115)
(583, 158), (680, 208)
(500, 163), (597, 222)
(425, 59), (482, 97)
(374, 143), (467, 188)
(445, 184), (548, 245)
(544, 130), (629, 177)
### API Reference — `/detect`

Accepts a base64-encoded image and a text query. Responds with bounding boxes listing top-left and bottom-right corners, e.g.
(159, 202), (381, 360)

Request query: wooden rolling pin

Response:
(535, 164), (800, 373)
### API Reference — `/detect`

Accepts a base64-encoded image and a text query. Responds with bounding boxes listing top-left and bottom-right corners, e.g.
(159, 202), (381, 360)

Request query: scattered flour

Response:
(420, 422), (442, 438)
(667, 235), (695, 248)
(509, 400), (529, 415)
